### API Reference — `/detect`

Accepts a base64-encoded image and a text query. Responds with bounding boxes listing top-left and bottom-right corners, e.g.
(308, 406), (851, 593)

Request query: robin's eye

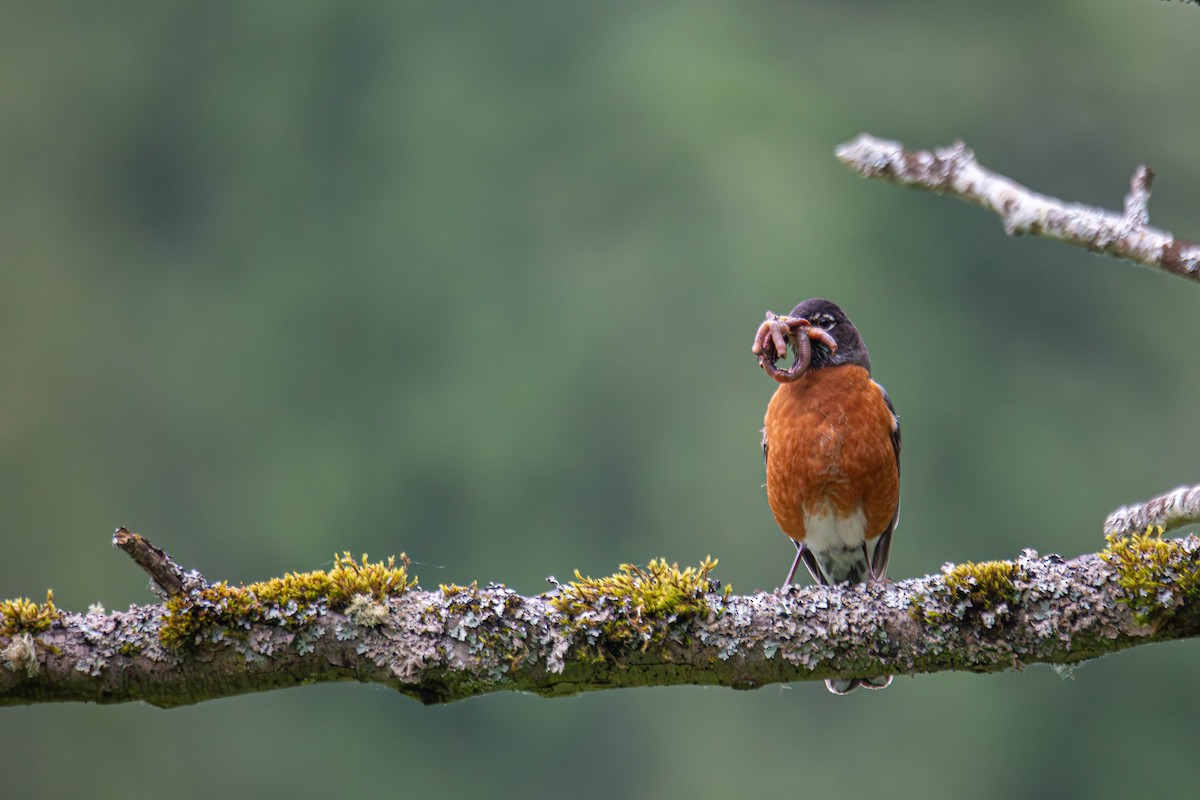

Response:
(816, 315), (836, 329)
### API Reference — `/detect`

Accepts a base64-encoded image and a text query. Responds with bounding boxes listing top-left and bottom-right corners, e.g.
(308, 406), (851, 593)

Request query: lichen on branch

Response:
(911, 560), (1022, 627)
(1100, 528), (1200, 626)
(546, 557), (730, 662)
(6, 532), (1200, 708)
(160, 552), (417, 649)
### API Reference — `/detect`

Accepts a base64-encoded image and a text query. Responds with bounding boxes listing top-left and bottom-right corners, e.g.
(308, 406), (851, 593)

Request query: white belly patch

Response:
(804, 505), (871, 584)
(805, 505), (867, 551)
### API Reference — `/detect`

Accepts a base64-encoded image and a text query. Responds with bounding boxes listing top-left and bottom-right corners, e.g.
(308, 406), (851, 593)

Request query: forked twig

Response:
(836, 134), (1200, 282)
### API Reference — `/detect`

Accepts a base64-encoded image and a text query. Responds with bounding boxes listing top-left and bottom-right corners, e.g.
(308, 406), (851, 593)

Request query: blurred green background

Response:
(2, 2), (1199, 797)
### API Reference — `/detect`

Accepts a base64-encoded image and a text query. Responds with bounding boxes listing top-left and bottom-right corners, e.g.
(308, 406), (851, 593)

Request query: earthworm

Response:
(751, 312), (835, 384)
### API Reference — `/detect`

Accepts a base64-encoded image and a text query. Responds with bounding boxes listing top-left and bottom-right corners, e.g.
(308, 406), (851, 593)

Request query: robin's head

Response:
(788, 298), (871, 373)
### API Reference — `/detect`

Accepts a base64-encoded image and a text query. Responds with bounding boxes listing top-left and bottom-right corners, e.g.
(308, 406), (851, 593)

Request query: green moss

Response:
(252, 552), (416, 605)
(1100, 527), (1200, 625)
(912, 560), (1021, 625)
(0, 590), (60, 637)
(548, 557), (729, 660)
(439, 582), (480, 615)
(160, 553), (417, 649)
(117, 641), (144, 656)
(943, 560), (1020, 606)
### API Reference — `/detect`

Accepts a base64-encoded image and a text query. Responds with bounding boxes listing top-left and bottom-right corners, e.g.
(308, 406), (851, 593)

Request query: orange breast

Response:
(763, 364), (898, 544)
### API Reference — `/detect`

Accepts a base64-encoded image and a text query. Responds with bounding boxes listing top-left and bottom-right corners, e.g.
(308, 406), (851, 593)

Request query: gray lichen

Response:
(5, 538), (1200, 708)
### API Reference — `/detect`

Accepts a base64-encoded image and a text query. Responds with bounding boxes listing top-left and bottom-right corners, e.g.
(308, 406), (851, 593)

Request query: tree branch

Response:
(112, 527), (193, 598)
(835, 133), (1200, 282)
(3, 530), (1200, 707)
(1104, 484), (1200, 537)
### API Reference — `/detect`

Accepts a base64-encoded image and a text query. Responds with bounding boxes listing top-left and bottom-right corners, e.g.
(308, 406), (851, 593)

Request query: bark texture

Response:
(1105, 484), (1200, 538)
(3, 532), (1199, 707)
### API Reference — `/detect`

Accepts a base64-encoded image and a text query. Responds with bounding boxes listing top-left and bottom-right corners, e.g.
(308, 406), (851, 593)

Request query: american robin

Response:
(752, 298), (900, 694)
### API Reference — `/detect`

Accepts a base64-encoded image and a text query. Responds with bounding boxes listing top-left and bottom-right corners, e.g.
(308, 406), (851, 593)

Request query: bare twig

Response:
(1104, 485), (1200, 537)
(835, 134), (1200, 282)
(4, 532), (1200, 707)
(112, 527), (192, 597)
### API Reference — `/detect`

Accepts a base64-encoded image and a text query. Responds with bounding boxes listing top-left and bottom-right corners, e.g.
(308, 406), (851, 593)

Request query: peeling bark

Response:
(3, 532), (1199, 707)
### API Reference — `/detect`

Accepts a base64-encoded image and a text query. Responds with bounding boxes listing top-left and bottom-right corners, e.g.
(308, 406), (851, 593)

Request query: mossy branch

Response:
(3, 529), (1200, 707)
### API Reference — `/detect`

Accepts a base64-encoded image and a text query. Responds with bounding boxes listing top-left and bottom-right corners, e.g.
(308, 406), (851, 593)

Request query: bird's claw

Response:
(751, 310), (837, 383)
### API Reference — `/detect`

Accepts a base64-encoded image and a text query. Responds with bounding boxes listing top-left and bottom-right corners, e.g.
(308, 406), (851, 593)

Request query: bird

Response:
(752, 298), (900, 694)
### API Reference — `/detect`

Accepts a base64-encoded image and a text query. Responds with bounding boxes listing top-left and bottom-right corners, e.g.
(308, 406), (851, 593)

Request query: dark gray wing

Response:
(870, 383), (901, 579)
